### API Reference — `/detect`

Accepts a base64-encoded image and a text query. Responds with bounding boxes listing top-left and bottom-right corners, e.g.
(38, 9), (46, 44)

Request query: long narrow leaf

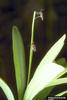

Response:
(47, 77), (67, 87)
(0, 78), (15, 100)
(12, 26), (26, 100)
(37, 34), (66, 68)
(56, 90), (67, 96)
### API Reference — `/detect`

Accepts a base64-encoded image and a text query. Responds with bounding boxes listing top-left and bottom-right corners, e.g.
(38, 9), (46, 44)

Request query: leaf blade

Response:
(38, 34), (66, 67)
(12, 26), (26, 100)
(47, 77), (67, 88)
(0, 78), (15, 100)
(56, 90), (67, 96)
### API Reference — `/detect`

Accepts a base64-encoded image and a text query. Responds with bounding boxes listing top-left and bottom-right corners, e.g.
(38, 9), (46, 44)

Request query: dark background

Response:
(0, 0), (67, 99)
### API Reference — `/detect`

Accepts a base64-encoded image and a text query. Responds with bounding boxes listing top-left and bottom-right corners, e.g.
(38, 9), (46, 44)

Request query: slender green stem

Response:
(27, 10), (43, 85)
(27, 11), (36, 85)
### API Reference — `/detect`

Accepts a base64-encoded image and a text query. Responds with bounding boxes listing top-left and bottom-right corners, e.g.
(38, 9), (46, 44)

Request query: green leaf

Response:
(23, 63), (65, 100)
(23, 34), (66, 100)
(37, 34), (66, 66)
(12, 26), (26, 100)
(56, 90), (67, 96)
(0, 78), (15, 100)
(47, 77), (67, 88)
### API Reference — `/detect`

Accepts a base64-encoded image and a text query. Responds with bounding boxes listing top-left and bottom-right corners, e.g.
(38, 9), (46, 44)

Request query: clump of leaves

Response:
(0, 11), (67, 100)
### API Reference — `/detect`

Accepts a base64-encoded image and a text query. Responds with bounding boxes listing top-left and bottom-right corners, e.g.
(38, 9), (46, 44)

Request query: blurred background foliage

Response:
(0, 0), (67, 99)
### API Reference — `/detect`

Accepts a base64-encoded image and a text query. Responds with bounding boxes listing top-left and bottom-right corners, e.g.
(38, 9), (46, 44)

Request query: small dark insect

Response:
(31, 42), (36, 52)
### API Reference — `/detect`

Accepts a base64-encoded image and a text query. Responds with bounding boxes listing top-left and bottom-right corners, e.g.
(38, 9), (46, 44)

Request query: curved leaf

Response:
(0, 78), (15, 100)
(47, 77), (67, 88)
(37, 34), (66, 67)
(56, 90), (67, 96)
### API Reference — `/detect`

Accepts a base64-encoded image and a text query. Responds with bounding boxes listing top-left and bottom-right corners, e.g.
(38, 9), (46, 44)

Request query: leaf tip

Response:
(63, 34), (66, 41)
(12, 26), (18, 32)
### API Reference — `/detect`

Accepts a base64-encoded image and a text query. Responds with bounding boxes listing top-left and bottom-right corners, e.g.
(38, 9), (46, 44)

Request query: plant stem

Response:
(27, 11), (36, 85)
